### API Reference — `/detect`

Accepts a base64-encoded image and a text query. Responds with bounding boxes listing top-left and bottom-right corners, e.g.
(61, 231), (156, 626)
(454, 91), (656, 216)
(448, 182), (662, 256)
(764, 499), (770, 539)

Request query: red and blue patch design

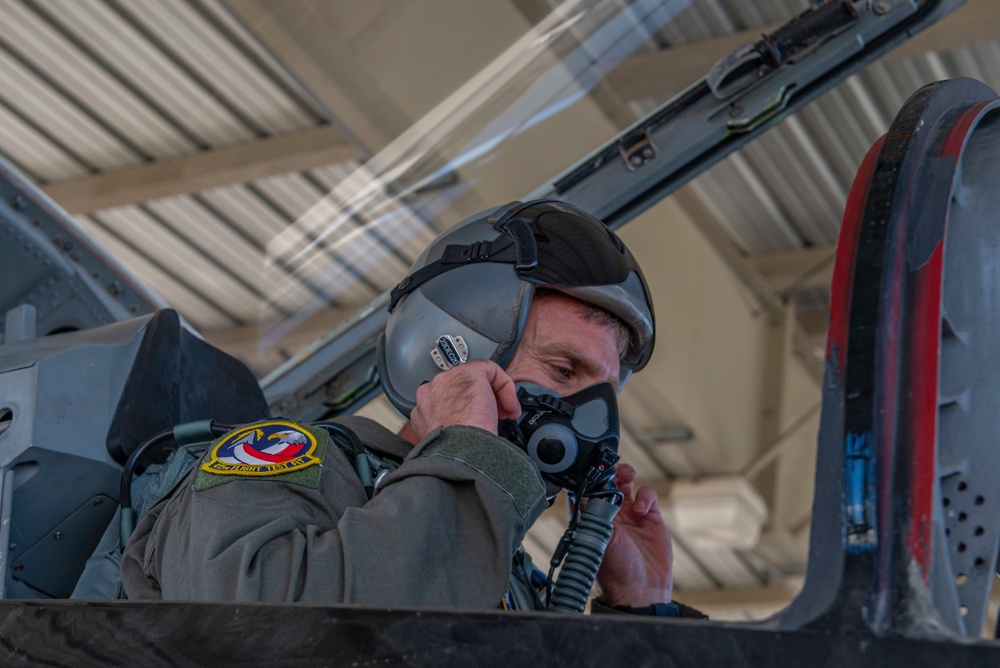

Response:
(201, 419), (319, 477)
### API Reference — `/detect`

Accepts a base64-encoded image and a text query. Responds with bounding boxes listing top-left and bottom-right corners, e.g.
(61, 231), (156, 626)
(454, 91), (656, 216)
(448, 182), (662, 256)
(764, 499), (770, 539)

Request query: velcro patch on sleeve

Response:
(420, 427), (545, 518)
(195, 420), (328, 491)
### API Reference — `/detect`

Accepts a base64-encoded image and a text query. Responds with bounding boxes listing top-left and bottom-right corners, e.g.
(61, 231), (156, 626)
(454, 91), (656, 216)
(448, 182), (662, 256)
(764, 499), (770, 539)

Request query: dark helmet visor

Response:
(491, 200), (655, 373)
(493, 200), (639, 288)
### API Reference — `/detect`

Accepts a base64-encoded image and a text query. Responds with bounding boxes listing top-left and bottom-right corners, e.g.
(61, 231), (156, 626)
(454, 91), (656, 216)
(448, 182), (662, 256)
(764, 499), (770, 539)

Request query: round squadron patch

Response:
(201, 420), (319, 476)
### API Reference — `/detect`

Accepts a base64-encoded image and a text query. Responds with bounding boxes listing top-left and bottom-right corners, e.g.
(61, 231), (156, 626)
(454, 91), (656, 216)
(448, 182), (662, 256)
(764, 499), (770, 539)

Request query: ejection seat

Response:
(0, 307), (268, 599)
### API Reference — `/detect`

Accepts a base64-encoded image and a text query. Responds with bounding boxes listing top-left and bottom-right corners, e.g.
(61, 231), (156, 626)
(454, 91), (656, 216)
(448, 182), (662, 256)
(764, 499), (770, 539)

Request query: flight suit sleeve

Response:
(121, 425), (547, 608)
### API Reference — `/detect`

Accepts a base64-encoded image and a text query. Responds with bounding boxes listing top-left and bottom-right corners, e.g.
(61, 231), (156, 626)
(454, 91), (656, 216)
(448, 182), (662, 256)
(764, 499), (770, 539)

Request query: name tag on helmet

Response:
(430, 334), (468, 370)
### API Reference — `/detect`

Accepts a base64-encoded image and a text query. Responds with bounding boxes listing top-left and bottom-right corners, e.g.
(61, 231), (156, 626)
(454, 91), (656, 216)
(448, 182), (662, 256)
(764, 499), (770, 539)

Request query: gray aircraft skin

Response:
(5, 1), (1000, 665)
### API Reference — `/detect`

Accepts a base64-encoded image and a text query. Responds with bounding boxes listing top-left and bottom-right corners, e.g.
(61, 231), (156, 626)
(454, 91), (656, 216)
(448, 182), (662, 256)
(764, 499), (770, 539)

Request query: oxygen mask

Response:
(498, 381), (620, 500)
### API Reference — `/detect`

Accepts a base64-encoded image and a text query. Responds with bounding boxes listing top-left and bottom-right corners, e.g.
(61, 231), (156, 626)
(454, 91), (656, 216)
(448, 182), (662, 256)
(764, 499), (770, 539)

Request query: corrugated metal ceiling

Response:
(1, 0), (986, 349)
(2, 1), (995, 358)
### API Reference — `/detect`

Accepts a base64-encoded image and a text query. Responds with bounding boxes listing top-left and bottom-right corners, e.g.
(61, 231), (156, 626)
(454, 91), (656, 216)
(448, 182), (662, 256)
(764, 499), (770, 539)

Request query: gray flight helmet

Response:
(376, 199), (655, 417)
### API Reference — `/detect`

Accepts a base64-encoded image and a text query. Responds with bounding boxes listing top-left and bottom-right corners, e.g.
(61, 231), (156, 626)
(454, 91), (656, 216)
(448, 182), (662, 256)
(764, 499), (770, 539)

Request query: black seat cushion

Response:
(106, 309), (269, 464)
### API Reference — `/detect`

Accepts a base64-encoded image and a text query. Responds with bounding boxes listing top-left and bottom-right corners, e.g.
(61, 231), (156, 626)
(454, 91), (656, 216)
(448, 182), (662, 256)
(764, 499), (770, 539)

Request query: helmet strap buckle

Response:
(459, 240), (492, 261)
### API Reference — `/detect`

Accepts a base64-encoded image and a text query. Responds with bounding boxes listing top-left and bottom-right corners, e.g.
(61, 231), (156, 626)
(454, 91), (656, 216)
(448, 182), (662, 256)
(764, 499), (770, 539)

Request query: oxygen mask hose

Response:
(548, 495), (620, 613)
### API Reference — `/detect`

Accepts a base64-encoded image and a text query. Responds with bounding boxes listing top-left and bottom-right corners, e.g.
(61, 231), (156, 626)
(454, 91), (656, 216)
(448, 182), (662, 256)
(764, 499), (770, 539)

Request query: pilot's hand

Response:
(407, 360), (521, 442)
(596, 463), (674, 607)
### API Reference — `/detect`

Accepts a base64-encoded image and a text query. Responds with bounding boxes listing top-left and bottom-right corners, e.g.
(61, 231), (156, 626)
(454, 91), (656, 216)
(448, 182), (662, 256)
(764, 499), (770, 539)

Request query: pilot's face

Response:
(504, 291), (621, 396)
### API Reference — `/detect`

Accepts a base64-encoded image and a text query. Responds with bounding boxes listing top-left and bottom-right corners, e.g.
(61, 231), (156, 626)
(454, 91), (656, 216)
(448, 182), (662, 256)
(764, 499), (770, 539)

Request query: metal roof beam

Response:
(608, 0), (1000, 102)
(749, 245), (836, 297)
(43, 126), (362, 214)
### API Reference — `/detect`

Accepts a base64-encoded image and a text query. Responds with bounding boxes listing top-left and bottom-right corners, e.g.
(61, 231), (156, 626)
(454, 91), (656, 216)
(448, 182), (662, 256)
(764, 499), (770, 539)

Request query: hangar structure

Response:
(1, 0), (1000, 630)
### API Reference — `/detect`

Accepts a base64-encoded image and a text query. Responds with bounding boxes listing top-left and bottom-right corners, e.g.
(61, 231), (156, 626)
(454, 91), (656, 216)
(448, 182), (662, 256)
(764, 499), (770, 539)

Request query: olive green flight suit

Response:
(121, 416), (548, 608)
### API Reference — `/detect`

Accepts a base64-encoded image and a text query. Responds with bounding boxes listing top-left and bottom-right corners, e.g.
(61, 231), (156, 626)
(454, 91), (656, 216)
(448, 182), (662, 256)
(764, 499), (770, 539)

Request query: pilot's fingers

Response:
(632, 484), (662, 517)
(411, 360), (515, 436)
(614, 462), (638, 497)
(486, 363), (520, 421)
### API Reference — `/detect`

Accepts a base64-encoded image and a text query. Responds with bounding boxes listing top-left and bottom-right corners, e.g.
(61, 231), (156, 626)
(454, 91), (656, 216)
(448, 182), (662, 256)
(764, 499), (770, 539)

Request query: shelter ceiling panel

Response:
(76, 213), (235, 331)
(198, 183), (312, 249)
(687, 160), (802, 255)
(963, 42), (1000, 92)
(187, 0), (333, 121)
(122, 0), (322, 133)
(790, 88), (873, 188)
(91, 205), (267, 325)
(253, 172), (347, 222)
(309, 163), (440, 266)
(253, 173), (412, 294)
(143, 196), (307, 313)
(736, 121), (845, 247)
(0, 0), (197, 162)
(0, 47), (142, 171)
(40, 0), (255, 146)
(0, 104), (87, 181)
